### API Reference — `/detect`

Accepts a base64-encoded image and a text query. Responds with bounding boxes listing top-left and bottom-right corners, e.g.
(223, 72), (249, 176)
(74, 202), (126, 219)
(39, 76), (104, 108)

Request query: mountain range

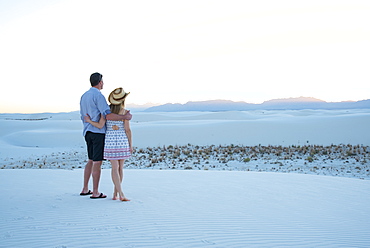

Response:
(142, 97), (370, 112)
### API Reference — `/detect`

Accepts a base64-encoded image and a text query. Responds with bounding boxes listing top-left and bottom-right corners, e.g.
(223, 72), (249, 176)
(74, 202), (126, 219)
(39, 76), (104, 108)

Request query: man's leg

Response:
(92, 160), (103, 196)
(88, 132), (106, 198)
(81, 132), (94, 194)
(81, 159), (93, 194)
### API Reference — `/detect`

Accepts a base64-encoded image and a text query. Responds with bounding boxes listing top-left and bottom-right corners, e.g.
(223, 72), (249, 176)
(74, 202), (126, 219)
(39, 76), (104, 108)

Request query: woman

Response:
(85, 87), (132, 201)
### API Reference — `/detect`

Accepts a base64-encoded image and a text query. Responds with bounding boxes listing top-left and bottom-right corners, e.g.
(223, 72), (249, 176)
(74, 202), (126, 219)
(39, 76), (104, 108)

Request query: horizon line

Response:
(1, 97), (369, 115)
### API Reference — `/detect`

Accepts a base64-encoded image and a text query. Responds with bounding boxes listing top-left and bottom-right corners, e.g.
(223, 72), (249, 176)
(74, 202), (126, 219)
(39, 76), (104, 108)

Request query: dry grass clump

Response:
(132, 144), (369, 167)
(2, 144), (369, 180)
(126, 144), (370, 179)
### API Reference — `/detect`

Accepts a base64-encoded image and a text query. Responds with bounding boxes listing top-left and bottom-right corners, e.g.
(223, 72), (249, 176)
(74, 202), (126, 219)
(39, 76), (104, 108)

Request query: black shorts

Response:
(85, 131), (106, 161)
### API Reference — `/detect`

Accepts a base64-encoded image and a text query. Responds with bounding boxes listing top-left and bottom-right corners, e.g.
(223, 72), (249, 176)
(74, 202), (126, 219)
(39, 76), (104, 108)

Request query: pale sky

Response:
(1, 0), (369, 113)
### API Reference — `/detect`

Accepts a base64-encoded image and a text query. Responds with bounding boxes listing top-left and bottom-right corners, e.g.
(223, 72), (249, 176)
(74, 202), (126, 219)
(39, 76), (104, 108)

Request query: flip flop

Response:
(90, 193), (107, 199)
(80, 190), (93, 196)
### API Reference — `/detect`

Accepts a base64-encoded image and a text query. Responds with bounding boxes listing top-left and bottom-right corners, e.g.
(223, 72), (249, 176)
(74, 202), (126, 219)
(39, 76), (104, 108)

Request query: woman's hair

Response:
(110, 101), (125, 114)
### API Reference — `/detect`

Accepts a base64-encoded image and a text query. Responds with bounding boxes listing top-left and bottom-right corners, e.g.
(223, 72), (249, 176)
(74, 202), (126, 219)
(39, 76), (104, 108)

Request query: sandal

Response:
(90, 193), (107, 199)
(80, 190), (93, 196)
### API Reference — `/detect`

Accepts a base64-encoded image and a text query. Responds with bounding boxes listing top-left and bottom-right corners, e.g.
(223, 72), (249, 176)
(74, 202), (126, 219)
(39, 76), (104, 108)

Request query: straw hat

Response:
(108, 87), (130, 105)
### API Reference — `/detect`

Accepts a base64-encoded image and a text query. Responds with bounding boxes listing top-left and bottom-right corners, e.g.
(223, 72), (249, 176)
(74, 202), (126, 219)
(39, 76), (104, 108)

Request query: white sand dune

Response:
(1, 109), (370, 247)
(1, 109), (369, 159)
(132, 109), (370, 147)
(1, 169), (370, 247)
(1, 109), (369, 179)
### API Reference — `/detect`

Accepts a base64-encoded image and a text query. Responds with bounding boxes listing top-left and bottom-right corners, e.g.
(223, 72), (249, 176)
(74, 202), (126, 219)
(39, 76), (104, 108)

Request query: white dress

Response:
(104, 120), (131, 160)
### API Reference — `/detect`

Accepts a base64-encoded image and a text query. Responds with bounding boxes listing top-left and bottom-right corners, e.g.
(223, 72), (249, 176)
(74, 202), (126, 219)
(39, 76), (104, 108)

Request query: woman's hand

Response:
(84, 114), (92, 123)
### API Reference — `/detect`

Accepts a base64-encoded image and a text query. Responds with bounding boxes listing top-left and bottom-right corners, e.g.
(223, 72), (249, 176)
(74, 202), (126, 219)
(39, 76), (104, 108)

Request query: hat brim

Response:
(109, 92), (130, 105)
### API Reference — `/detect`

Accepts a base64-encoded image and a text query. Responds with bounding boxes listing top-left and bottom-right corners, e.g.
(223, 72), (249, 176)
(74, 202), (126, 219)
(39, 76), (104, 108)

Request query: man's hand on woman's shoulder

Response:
(106, 111), (132, 121)
(123, 110), (132, 120)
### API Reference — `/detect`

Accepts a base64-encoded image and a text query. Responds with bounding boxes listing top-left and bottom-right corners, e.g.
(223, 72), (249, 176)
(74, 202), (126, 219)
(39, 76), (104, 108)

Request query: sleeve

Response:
(96, 93), (111, 117)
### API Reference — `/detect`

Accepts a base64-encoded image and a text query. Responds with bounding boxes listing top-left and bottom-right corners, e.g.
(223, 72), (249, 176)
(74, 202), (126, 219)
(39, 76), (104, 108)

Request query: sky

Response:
(0, 0), (369, 113)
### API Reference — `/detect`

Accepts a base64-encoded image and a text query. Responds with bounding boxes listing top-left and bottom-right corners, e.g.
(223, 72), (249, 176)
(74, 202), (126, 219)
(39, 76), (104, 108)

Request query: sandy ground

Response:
(1, 109), (370, 247)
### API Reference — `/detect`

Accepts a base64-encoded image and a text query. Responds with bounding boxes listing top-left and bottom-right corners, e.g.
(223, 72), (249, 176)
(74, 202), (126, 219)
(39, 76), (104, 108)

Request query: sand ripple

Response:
(2, 170), (370, 247)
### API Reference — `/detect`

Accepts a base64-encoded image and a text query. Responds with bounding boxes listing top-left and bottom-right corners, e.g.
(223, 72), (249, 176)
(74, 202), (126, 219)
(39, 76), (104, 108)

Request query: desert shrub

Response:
(306, 156), (314, 162)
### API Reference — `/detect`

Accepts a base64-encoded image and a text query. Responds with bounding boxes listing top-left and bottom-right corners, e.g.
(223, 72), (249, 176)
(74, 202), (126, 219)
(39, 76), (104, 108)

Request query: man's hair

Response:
(90, 72), (102, 86)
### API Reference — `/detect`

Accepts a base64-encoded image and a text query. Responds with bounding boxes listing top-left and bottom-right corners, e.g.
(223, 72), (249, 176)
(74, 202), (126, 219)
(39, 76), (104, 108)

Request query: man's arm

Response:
(106, 111), (132, 121)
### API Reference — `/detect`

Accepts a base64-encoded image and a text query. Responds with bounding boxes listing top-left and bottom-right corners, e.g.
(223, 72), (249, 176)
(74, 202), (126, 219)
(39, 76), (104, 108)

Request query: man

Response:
(80, 72), (132, 199)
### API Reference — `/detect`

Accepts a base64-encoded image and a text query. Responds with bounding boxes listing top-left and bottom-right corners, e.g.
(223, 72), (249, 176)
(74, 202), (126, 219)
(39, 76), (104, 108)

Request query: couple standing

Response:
(79, 72), (132, 201)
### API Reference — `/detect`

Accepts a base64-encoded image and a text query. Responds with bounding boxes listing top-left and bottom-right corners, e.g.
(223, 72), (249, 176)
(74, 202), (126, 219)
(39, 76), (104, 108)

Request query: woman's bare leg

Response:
(110, 160), (124, 200)
(119, 159), (130, 201)
(119, 159), (124, 183)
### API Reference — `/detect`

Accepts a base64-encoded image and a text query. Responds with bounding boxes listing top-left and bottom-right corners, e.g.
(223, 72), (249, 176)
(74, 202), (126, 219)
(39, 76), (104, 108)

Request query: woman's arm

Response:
(84, 114), (106, 129)
(123, 110), (133, 153)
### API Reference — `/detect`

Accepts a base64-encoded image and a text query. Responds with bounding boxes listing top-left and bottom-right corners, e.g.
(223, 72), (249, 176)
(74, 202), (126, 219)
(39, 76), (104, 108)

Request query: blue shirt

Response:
(80, 87), (111, 136)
